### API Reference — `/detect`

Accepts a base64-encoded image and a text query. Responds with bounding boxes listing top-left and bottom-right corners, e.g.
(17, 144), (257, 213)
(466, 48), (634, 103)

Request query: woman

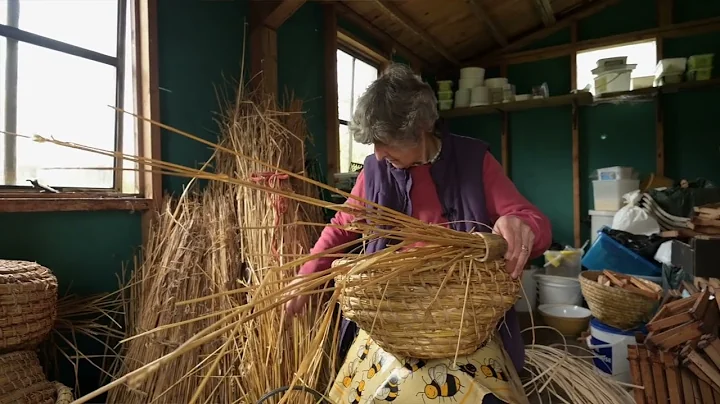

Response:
(288, 64), (551, 403)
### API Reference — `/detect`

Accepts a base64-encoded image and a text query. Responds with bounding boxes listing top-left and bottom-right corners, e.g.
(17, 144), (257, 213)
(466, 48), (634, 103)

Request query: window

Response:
(576, 40), (657, 95)
(0, 0), (138, 192)
(337, 49), (378, 173)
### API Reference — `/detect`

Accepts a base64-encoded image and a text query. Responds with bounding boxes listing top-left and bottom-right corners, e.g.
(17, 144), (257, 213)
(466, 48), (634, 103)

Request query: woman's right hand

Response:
(284, 277), (310, 316)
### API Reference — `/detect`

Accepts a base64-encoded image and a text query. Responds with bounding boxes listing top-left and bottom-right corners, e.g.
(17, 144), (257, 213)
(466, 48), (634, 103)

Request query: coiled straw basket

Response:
(0, 260), (58, 351)
(335, 233), (520, 359)
(0, 351), (56, 404)
(579, 270), (661, 329)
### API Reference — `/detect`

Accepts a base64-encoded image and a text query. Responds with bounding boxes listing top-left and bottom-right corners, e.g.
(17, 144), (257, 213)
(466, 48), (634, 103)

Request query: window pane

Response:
(339, 123), (350, 173)
(337, 49), (353, 122)
(11, 42), (117, 188)
(576, 40), (657, 93)
(352, 58), (378, 113)
(350, 140), (373, 169)
(0, 0), (119, 57)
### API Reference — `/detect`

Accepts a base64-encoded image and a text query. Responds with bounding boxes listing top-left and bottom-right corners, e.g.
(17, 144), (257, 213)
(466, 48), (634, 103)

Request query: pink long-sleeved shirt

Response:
(299, 151), (552, 275)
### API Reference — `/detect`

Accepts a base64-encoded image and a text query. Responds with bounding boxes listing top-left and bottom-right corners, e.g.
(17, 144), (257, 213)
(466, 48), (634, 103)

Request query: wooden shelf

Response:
(440, 79), (720, 118)
(440, 92), (594, 118)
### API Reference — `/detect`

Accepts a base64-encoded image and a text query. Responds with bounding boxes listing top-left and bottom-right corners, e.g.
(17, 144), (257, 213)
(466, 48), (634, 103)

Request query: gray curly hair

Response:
(349, 63), (438, 147)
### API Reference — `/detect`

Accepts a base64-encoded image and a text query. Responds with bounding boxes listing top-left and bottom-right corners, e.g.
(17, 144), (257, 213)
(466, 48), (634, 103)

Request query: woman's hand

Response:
(284, 277), (309, 316)
(493, 215), (535, 279)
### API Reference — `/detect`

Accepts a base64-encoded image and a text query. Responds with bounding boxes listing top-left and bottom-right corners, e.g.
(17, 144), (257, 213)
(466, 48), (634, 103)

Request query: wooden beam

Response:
(472, 16), (720, 67)
(465, 0), (620, 65)
(372, 0), (459, 65)
(0, 198), (151, 213)
(570, 22), (581, 248)
(264, 0), (306, 30)
(532, 0), (556, 26)
(500, 64), (510, 177)
(323, 3), (340, 182)
(135, 0), (161, 245)
(334, 2), (429, 70)
(250, 1), (279, 97)
(466, 0), (508, 46)
(338, 27), (389, 67)
(655, 0), (672, 177)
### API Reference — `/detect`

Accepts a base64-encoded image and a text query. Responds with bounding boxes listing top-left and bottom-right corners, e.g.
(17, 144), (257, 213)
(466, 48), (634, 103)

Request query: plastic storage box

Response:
(592, 179), (639, 210)
(582, 230), (661, 277)
(595, 166), (634, 181)
(688, 54), (714, 70)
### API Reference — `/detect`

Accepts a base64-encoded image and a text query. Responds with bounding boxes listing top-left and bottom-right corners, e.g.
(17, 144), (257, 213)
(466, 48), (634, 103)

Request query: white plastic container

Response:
(589, 210), (616, 243)
(438, 99), (453, 111)
(534, 273), (583, 306)
(485, 77), (508, 88)
(587, 318), (637, 384)
(454, 89), (470, 108)
(470, 86), (489, 106)
(436, 90), (453, 101)
(514, 267), (538, 312)
(594, 67), (633, 94)
(595, 166), (634, 181)
(437, 80), (453, 92)
(458, 77), (483, 90)
(592, 179), (640, 211)
(655, 58), (687, 77)
(632, 76), (654, 89)
(460, 67), (485, 79)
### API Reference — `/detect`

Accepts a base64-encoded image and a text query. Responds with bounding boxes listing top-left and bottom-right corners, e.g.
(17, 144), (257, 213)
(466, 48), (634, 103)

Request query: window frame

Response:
(0, 0), (160, 212)
(336, 31), (385, 175)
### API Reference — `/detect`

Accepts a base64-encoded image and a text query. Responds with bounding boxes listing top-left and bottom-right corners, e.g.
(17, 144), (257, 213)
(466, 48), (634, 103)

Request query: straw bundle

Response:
(0, 351), (56, 404)
(334, 236), (519, 359)
(0, 260), (58, 351)
(579, 271), (661, 329)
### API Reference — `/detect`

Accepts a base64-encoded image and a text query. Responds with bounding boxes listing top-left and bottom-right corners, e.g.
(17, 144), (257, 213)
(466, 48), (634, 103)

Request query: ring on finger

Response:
(520, 244), (530, 252)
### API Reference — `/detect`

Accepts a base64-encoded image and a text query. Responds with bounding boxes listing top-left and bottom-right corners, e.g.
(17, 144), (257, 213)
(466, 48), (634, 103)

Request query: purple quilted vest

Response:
(339, 129), (524, 371)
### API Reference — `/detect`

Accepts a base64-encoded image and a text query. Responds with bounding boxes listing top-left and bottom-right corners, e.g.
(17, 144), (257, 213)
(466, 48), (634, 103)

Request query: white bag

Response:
(611, 190), (660, 235)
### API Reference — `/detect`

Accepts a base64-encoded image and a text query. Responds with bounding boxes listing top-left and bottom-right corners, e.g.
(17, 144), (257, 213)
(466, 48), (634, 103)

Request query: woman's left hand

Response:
(493, 215), (535, 279)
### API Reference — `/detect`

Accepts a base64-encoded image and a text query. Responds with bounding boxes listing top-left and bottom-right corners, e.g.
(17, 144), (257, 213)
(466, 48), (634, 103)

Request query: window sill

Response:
(0, 195), (152, 213)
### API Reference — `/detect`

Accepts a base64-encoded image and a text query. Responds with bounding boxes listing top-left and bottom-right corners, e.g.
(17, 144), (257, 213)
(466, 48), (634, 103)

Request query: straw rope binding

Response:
(0, 260), (58, 351)
(579, 270), (661, 329)
(0, 351), (56, 404)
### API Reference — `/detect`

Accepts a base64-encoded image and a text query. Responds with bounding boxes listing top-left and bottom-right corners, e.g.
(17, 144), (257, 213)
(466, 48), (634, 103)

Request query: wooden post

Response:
(500, 64), (510, 178)
(570, 22), (581, 248)
(323, 3), (339, 184)
(655, 0), (672, 177)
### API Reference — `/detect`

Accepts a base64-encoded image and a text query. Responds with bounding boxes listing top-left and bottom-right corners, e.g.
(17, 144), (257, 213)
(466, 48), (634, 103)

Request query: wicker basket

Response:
(335, 255), (520, 359)
(0, 351), (56, 404)
(0, 260), (58, 351)
(579, 271), (661, 329)
(53, 382), (74, 404)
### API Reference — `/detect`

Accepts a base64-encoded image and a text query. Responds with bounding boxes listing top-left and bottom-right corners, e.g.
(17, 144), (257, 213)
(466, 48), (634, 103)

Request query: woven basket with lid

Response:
(0, 351), (56, 404)
(0, 260), (58, 351)
(334, 235), (519, 359)
(579, 270), (661, 329)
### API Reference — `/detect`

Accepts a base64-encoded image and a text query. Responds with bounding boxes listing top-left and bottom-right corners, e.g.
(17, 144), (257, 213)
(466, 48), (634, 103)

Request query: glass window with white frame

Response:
(0, 0), (138, 192)
(337, 49), (377, 173)
(576, 39), (657, 95)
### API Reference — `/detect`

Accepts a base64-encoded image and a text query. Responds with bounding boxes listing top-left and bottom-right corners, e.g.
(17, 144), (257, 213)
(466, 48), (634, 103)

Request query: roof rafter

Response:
(372, 0), (460, 65)
(466, 0), (508, 46)
(532, 0), (556, 26)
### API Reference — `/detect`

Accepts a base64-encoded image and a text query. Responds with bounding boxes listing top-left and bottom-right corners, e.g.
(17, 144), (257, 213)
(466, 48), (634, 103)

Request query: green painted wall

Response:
(445, 0), (720, 246)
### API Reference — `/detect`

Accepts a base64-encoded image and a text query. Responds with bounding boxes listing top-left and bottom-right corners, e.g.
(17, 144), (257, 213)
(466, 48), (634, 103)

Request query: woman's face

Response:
(373, 142), (424, 169)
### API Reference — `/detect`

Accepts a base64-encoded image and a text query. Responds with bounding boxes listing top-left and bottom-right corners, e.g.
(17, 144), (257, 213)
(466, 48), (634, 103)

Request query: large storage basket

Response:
(335, 240), (520, 359)
(0, 260), (58, 351)
(0, 351), (56, 404)
(579, 270), (661, 329)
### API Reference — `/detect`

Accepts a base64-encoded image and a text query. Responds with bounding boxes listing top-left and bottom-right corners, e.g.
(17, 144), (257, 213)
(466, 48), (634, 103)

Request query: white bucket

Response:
(458, 77), (483, 90)
(470, 86), (489, 106)
(589, 210), (616, 243)
(514, 267), (538, 312)
(587, 318), (638, 384)
(454, 89), (471, 108)
(594, 68), (632, 95)
(534, 273), (582, 306)
(460, 67), (485, 80)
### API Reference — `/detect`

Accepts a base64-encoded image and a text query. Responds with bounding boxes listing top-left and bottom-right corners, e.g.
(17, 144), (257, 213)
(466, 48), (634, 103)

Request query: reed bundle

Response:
(523, 327), (635, 404)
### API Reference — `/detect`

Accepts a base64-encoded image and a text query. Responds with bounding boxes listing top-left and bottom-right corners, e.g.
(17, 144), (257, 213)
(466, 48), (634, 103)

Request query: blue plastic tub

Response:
(582, 230), (661, 277)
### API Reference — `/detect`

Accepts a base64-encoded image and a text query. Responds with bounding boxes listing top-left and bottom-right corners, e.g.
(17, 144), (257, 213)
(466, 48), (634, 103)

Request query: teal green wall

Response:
(445, 0), (720, 246)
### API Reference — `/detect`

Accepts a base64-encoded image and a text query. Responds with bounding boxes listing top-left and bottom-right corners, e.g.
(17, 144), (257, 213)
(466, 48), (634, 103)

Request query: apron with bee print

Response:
(329, 329), (529, 404)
